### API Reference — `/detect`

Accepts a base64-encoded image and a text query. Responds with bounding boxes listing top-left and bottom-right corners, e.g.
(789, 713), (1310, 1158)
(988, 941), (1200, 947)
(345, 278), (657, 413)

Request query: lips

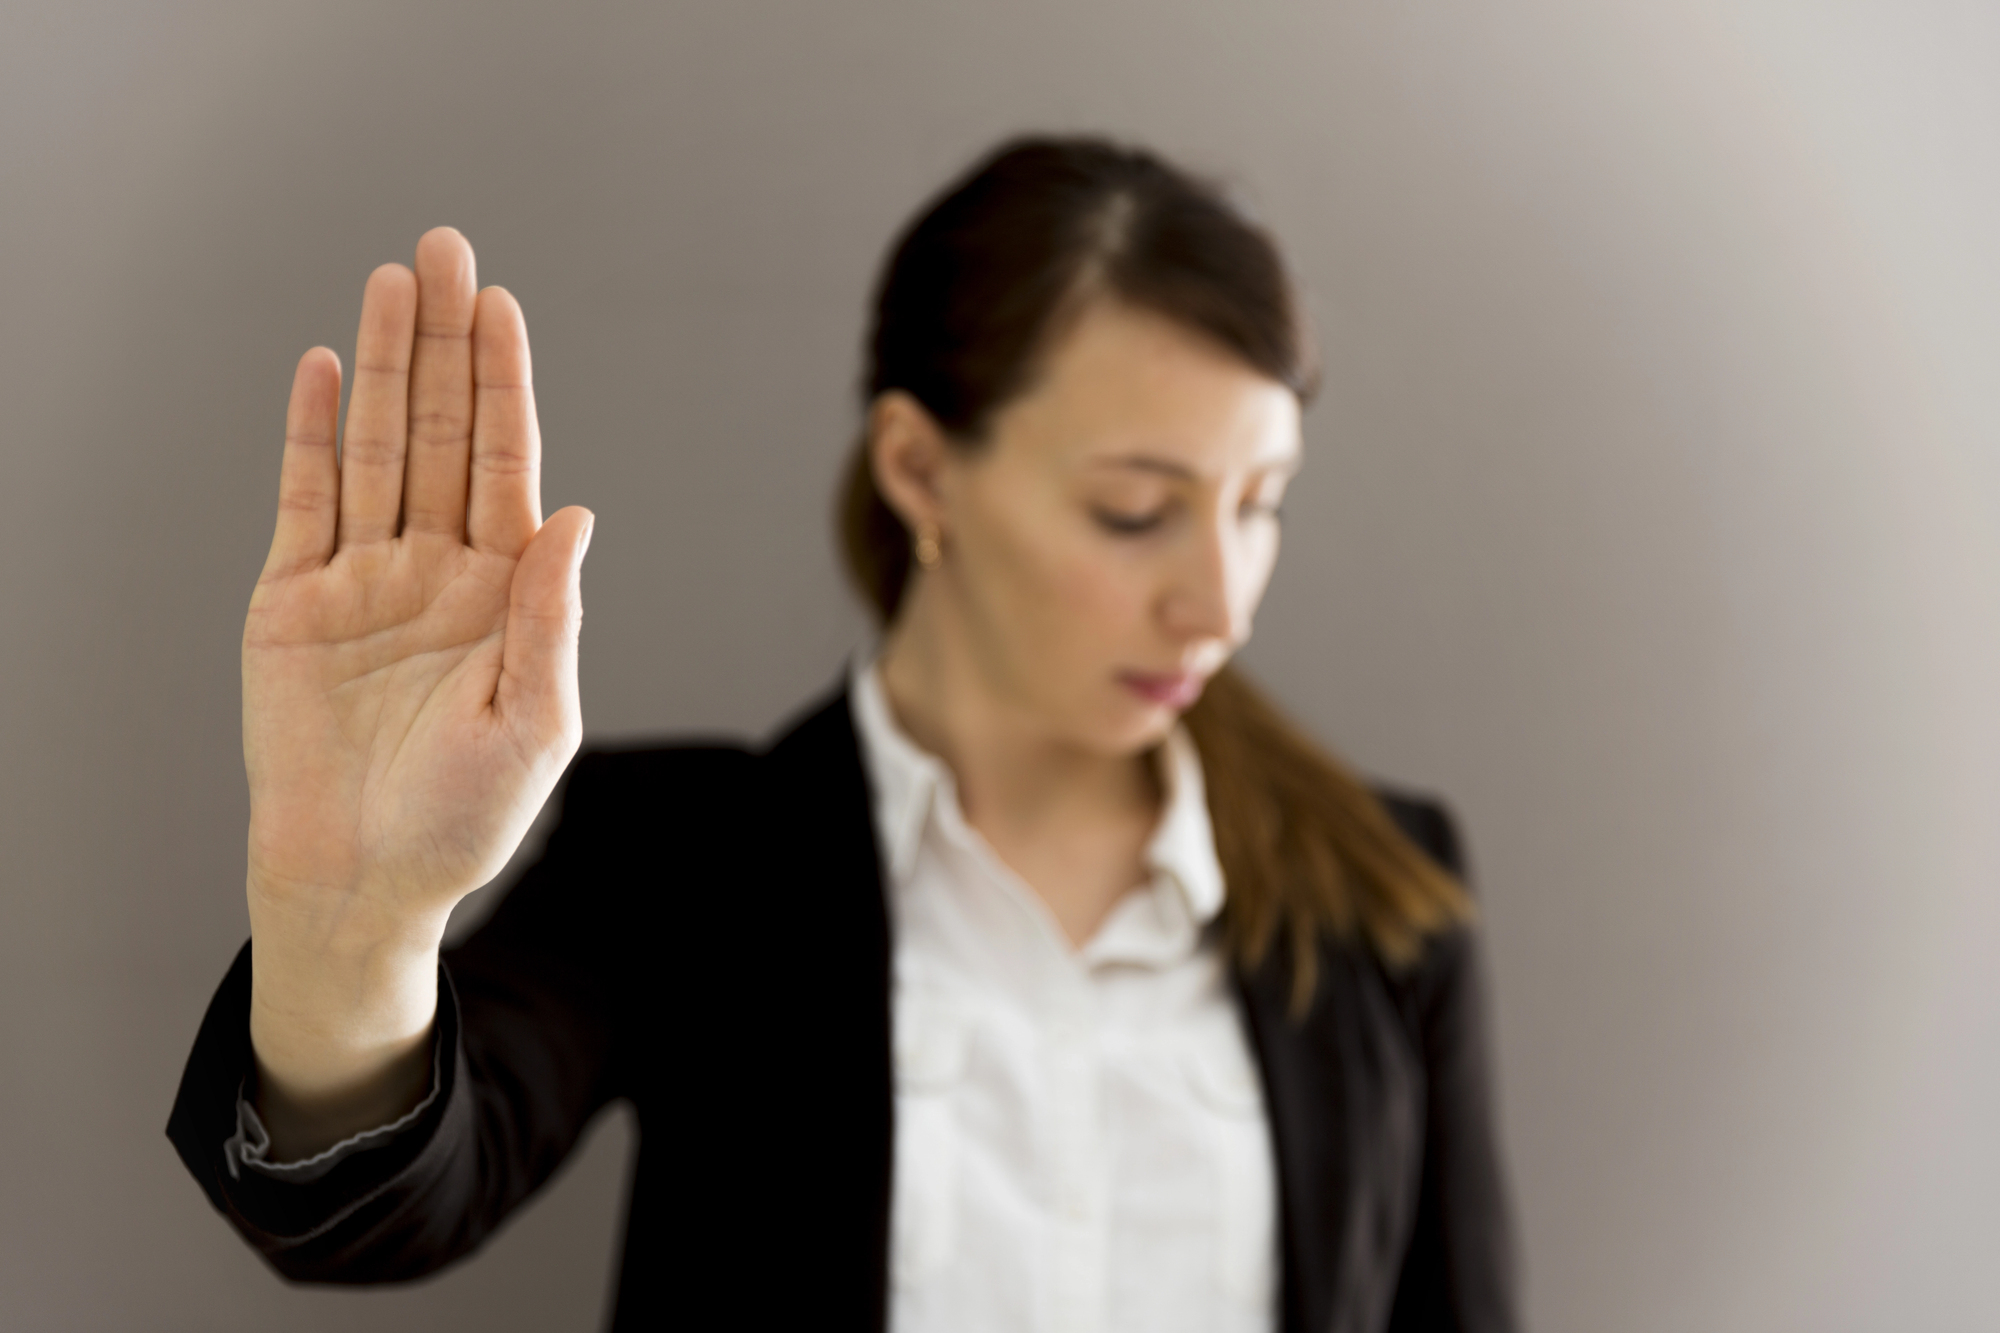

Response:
(1117, 670), (1208, 710)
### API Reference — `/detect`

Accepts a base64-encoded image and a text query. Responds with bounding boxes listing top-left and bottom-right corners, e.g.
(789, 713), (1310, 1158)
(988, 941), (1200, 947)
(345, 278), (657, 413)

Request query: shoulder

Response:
(1355, 783), (1484, 1018)
(1368, 782), (1470, 884)
(560, 738), (756, 813)
(551, 680), (858, 825)
(507, 743), (763, 889)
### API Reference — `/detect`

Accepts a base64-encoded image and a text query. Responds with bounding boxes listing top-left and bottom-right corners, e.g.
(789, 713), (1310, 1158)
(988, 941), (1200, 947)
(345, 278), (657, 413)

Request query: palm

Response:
(245, 230), (591, 927)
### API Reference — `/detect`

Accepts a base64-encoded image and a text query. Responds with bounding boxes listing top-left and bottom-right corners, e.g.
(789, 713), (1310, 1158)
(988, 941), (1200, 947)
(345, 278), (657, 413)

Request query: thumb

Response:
(498, 504), (594, 747)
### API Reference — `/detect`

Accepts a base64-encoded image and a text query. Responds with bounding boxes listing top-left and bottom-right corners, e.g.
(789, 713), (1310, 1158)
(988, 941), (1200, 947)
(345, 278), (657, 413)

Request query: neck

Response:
(875, 577), (1161, 923)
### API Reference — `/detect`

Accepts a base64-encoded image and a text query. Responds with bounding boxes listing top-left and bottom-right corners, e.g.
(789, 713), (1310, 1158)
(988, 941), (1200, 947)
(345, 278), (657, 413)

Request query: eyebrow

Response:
(1086, 452), (1303, 480)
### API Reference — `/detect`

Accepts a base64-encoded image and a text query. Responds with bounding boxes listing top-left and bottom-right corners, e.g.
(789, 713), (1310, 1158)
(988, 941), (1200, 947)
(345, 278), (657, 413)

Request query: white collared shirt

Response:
(849, 659), (1279, 1333)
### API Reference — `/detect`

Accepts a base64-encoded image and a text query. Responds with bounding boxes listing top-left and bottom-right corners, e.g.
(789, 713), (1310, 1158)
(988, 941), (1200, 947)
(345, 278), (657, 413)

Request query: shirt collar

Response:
(1146, 722), (1227, 925)
(846, 654), (1226, 927)
(848, 653), (947, 890)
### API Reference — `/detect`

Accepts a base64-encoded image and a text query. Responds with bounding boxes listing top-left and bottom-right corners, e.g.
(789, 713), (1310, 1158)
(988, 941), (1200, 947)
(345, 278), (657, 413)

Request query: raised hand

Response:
(242, 229), (593, 1154)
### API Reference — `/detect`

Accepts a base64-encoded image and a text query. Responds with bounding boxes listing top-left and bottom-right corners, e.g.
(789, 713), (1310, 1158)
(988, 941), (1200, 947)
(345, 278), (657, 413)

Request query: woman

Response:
(169, 136), (1517, 1333)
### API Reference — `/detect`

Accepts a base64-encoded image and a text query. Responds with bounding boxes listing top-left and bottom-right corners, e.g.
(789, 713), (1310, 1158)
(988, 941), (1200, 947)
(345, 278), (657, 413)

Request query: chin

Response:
(1086, 693), (1181, 756)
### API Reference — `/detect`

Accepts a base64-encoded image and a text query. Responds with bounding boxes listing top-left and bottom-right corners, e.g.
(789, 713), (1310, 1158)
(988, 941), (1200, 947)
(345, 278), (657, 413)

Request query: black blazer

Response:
(169, 684), (1518, 1333)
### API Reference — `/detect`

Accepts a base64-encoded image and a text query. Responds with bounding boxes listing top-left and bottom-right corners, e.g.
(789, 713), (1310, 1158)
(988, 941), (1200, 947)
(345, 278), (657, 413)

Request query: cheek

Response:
(1051, 543), (1152, 643)
(1015, 531), (1146, 647)
(970, 504), (1149, 672)
(1237, 527), (1282, 622)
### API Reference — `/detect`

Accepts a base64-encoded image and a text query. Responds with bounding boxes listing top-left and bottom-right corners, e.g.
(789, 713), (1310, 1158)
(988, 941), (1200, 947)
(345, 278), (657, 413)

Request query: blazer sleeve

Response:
(1383, 799), (1522, 1333)
(163, 746), (712, 1283)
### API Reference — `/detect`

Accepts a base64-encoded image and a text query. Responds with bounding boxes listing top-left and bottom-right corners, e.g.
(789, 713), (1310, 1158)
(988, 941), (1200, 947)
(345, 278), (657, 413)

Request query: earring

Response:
(913, 522), (943, 571)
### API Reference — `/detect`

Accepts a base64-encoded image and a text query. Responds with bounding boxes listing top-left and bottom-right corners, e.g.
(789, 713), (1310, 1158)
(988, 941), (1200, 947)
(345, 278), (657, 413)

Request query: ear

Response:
(868, 390), (954, 533)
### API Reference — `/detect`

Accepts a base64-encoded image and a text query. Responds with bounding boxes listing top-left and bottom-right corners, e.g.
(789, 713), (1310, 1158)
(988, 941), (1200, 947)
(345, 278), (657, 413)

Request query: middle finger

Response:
(400, 227), (479, 541)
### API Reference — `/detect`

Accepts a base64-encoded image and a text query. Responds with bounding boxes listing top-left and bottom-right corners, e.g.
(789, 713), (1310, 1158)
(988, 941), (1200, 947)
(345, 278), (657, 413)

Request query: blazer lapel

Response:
(1236, 953), (1345, 1333)
(759, 684), (897, 1332)
(1235, 941), (1426, 1333)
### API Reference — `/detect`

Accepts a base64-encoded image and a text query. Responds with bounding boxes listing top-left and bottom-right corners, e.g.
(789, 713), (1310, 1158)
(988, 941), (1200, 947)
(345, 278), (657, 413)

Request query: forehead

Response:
(987, 300), (1302, 478)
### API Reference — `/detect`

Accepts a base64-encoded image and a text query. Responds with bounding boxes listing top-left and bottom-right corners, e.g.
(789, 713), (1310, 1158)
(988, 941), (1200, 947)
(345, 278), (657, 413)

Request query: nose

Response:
(1161, 507), (1249, 648)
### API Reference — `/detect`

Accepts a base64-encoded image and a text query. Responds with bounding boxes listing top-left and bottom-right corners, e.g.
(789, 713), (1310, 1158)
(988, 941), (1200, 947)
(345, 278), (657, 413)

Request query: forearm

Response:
(246, 875), (450, 1160)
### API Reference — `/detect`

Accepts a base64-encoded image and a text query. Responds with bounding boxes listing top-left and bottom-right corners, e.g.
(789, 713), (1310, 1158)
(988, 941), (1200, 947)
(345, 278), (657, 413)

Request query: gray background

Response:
(3, 1), (1996, 1329)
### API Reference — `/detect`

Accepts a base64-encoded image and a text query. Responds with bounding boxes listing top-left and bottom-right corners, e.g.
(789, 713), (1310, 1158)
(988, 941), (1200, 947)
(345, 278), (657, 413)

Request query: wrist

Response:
(248, 961), (439, 1161)
(246, 875), (447, 1098)
(245, 861), (453, 959)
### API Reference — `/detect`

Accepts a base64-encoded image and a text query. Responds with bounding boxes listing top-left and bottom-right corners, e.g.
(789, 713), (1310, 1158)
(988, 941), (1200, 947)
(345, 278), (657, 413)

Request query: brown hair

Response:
(838, 136), (1469, 1008)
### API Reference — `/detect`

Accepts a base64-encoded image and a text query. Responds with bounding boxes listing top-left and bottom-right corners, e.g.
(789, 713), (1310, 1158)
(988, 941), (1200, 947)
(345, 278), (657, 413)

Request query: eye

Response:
(1240, 474), (1292, 523)
(1092, 507), (1166, 535)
